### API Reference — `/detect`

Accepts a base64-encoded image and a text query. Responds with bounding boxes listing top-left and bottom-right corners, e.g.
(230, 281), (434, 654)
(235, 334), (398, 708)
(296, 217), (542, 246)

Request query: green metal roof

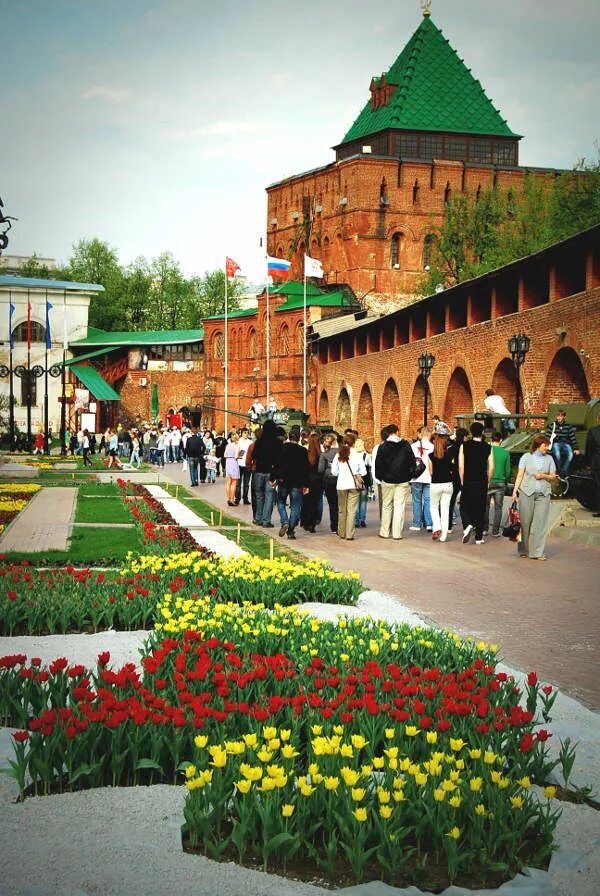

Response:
(70, 365), (121, 401)
(71, 328), (204, 347)
(340, 15), (518, 145)
(270, 281), (325, 298)
(64, 346), (122, 366)
(274, 289), (356, 313)
(203, 307), (258, 321)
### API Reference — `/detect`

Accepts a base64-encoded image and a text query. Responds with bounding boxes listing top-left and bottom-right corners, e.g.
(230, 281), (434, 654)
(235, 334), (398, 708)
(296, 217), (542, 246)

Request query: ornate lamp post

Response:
(417, 352), (436, 426)
(507, 334), (531, 417)
(12, 363), (62, 452)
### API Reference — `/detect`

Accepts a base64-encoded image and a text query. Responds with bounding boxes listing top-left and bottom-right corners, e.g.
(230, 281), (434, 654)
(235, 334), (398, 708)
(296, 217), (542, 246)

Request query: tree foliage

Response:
(35, 239), (245, 333)
(421, 155), (600, 295)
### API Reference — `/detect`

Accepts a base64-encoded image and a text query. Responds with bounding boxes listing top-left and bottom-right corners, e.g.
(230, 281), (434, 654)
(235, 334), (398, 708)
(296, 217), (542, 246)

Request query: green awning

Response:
(64, 346), (123, 365)
(71, 365), (121, 401)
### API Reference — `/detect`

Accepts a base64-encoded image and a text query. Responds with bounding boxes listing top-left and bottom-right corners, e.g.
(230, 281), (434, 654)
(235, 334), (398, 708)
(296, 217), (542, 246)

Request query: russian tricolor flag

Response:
(267, 255), (291, 282)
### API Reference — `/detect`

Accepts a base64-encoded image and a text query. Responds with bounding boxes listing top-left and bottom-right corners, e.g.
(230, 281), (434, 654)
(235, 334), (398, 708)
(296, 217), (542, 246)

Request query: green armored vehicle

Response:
(257, 407), (310, 434)
(457, 399), (599, 508)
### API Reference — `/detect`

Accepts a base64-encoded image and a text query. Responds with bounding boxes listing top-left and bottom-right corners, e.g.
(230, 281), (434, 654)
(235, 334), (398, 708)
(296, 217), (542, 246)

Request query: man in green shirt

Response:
(486, 432), (511, 536)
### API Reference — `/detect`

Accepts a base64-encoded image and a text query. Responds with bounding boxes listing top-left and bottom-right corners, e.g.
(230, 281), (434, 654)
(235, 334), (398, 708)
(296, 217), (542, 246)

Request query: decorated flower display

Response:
(1, 618), (560, 888)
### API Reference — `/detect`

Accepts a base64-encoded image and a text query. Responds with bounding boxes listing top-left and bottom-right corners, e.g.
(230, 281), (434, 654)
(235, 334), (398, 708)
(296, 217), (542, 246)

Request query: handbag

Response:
(502, 500), (521, 540)
(346, 461), (364, 490)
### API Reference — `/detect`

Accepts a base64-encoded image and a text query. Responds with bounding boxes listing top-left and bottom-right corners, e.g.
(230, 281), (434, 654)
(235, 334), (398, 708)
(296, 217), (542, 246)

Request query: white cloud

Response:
(82, 85), (132, 102)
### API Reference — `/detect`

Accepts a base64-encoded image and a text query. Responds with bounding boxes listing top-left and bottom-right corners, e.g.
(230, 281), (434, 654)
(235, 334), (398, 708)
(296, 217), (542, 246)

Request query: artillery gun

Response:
(456, 399), (599, 509)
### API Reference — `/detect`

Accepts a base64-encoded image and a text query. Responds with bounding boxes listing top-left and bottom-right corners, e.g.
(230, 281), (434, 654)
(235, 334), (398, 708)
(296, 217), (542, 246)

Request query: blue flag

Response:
(45, 299), (53, 349)
(9, 302), (15, 350)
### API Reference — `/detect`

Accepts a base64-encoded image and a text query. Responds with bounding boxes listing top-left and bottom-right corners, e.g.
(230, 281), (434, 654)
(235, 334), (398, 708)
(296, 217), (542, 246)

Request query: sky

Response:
(1, 0), (599, 283)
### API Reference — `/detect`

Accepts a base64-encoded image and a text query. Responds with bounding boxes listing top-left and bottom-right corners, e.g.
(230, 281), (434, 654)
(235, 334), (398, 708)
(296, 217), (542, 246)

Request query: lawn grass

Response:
(74, 496), (132, 523)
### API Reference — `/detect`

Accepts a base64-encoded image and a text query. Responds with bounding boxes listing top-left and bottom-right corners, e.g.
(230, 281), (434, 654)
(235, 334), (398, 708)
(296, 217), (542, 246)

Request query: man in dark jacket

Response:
(545, 409), (580, 478)
(184, 429), (206, 487)
(274, 426), (310, 539)
(375, 424), (415, 539)
(585, 411), (600, 517)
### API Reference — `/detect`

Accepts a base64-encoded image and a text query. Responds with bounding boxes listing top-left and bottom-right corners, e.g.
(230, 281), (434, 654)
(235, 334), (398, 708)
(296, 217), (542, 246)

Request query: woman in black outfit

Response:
(446, 427), (467, 533)
(318, 433), (339, 533)
(302, 432), (323, 532)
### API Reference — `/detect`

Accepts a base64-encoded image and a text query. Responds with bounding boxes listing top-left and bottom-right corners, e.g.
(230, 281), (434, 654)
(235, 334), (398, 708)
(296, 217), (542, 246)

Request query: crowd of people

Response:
(195, 414), (566, 558)
(59, 400), (600, 556)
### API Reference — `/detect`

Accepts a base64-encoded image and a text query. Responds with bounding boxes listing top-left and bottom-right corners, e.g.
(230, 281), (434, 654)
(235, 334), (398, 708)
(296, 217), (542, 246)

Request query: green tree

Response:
(65, 238), (126, 331)
(122, 256), (152, 330)
(547, 154), (600, 243)
(145, 252), (195, 331)
(420, 153), (600, 295)
(17, 254), (52, 279)
(186, 270), (243, 326)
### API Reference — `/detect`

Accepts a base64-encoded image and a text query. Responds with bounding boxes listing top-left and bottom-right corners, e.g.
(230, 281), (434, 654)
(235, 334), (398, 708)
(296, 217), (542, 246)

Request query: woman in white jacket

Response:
(331, 433), (367, 540)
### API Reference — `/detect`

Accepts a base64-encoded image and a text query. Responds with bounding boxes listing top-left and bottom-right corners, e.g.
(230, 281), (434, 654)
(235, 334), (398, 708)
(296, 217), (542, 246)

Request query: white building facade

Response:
(0, 275), (103, 437)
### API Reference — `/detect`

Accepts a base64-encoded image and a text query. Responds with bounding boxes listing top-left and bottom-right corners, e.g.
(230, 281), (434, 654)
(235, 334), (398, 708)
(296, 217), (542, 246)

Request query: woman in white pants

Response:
(331, 433), (367, 541)
(428, 433), (454, 542)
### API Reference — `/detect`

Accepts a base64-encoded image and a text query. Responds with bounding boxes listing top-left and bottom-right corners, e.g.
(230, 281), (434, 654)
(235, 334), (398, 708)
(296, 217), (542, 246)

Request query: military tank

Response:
(456, 399), (599, 509)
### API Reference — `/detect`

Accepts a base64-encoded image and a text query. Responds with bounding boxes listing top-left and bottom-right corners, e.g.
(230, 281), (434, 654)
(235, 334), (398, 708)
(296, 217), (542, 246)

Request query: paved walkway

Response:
(0, 487), (77, 552)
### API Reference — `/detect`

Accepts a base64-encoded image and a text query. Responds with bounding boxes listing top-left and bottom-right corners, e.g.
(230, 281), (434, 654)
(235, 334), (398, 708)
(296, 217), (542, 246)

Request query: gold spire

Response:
(420, 0), (432, 16)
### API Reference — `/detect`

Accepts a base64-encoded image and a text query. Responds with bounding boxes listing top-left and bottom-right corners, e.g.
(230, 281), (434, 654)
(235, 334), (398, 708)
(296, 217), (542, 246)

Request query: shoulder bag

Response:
(346, 461), (364, 491)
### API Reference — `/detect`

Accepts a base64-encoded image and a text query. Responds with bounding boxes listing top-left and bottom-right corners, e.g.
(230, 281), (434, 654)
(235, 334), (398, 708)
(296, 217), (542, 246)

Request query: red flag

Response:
(27, 302), (31, 350)
(226, 257), (240, 279)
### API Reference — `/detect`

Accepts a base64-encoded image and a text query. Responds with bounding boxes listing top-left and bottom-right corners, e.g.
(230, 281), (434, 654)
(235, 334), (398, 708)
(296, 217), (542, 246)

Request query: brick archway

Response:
(357, 383), (375, 447)
(408, 376), (431, 435)
(335, 387), (352, 431)
(444, 367), (473, 423)
(318, 389), (330, 425)
(381, 378), (401, 425)
(542, 347), (590, 406)
(492, 358), (516, 409)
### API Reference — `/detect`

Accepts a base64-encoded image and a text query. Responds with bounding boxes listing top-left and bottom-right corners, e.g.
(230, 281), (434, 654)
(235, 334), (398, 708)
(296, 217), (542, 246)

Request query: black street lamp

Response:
(507, 334), (531, 418)
(11, 362), (61, 452)
(418, 352), (436, 426)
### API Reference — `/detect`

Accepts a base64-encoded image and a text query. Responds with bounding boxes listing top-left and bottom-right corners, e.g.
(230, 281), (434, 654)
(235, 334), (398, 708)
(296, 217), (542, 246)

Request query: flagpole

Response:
(61, 289), (67, 455)
(303, 257), (307, 414)
(26, 290), (32, 452)
(44, 289), (49, 454)
(224, 260), (229, 436)
(8, 291), (15, 452)
(266, 271), (270, 405)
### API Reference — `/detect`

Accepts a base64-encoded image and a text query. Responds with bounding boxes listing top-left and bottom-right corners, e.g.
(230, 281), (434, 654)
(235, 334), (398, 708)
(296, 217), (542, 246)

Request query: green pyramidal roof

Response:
(340, 15), (518, 144)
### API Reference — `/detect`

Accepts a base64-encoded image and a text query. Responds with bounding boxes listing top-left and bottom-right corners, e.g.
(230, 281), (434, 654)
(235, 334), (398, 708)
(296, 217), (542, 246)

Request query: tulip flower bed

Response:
(0, 483), (41, 531)
(0, 551), (361, 636)
(127, 551), (362, 609)
(116, 480), (200, 555)
(1, 623), (561, 890)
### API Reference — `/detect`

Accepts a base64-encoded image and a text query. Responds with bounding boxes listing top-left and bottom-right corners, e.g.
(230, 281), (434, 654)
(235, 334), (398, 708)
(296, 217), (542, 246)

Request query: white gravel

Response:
(1, 591), (599, 896)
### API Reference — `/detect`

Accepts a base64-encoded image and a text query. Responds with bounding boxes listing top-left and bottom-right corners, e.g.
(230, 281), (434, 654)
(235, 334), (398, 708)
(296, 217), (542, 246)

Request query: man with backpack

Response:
(375, 424), (418, 540)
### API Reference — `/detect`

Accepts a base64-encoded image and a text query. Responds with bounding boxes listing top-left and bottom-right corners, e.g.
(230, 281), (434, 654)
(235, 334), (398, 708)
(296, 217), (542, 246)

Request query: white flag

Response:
(304, 255), (324, 278)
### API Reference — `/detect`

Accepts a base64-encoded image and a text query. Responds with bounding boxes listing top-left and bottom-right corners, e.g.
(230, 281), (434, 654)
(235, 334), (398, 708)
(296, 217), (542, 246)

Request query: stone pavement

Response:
(0, 486), (77, 552)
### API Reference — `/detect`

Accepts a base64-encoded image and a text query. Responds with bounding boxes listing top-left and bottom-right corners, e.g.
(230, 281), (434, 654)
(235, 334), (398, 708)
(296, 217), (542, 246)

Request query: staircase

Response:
(551, 502), (600, 546)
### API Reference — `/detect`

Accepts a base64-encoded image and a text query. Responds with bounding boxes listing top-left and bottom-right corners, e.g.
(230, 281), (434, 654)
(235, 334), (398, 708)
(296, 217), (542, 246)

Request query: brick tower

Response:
(266, 8), (547, 310)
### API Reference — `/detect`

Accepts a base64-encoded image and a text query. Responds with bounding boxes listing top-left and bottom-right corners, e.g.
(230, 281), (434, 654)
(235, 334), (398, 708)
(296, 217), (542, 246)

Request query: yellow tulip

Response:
(282, 804), (295, 818)
(351, 788), (366, 801)
(353, 807), (367, 822)
(447, 827), (460, 840)
(236, 779), (252, 794)
(194, 736), (208, 749)
(379, 805), (393, 819)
